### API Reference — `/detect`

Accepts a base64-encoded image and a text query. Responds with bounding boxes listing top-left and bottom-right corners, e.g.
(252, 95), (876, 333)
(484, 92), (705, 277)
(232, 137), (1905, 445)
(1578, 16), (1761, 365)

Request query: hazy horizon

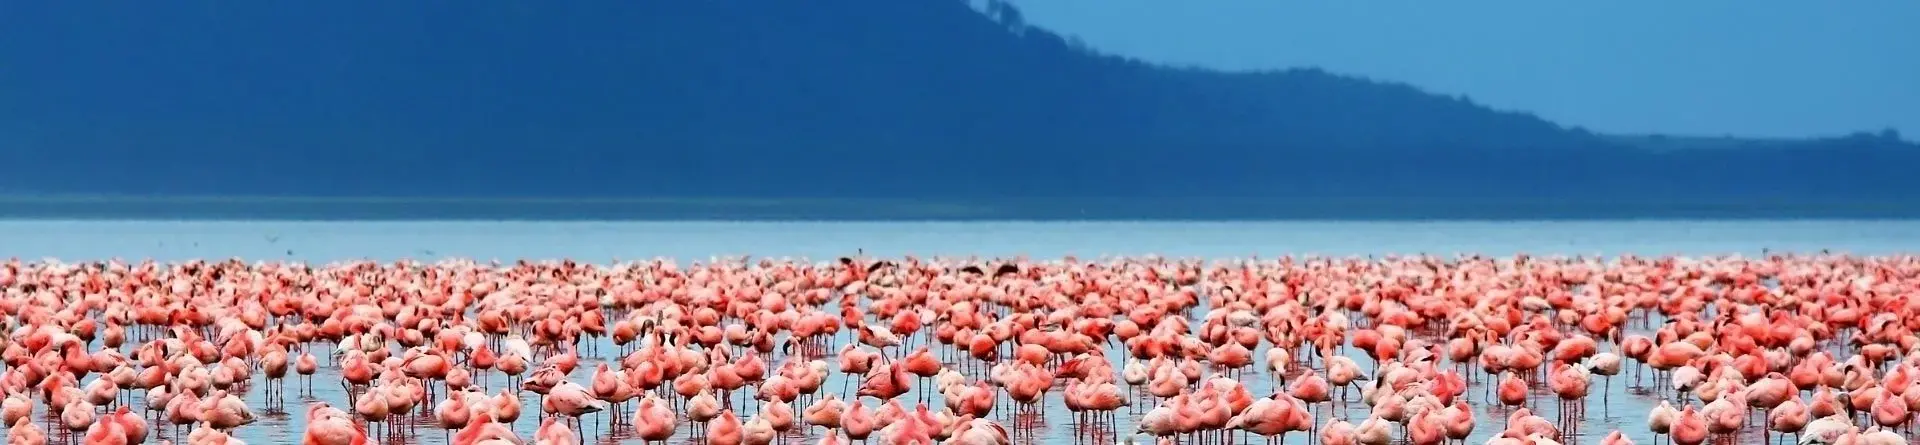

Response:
(1006, 0), (1919, 139)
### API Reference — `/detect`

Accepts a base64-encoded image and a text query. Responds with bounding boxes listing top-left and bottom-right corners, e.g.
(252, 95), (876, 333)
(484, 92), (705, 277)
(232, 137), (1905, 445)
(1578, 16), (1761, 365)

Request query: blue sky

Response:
(1005, 0), (1919, 139)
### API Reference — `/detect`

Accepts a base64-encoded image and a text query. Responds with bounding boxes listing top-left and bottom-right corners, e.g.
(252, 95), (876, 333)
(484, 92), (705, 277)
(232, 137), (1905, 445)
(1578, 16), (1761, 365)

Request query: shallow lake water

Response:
(3, 219), (1918, 444)
(6, 311), (1757, 445)
(3, 219), (1920, 262)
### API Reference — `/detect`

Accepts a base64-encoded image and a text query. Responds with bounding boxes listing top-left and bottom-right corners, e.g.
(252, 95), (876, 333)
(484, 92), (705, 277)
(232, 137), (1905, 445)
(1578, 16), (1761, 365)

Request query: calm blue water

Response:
(2, 220), (1917, 262)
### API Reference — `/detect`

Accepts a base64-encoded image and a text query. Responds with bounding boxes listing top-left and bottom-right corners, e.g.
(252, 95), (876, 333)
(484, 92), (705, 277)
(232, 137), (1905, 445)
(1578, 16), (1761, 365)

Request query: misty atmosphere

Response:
(5, 5), (1920, 445)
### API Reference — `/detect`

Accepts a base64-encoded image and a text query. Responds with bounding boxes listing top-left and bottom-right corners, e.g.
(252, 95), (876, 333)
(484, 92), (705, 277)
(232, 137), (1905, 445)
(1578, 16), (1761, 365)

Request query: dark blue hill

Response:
(1, 1), (1914, 209)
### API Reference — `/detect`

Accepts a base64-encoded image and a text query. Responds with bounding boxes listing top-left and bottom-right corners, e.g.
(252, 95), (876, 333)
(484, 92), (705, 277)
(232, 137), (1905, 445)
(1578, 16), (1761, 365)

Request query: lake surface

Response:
(14, 313), (1679, 445)
(1, 219), (1916, 445)
(6, 196), (1920, 220)
(2, 219), (1919, 262)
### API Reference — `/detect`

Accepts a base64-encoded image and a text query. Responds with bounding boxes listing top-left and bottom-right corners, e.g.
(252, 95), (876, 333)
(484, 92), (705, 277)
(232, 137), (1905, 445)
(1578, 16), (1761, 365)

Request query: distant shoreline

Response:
(2, 195), (1917, 221)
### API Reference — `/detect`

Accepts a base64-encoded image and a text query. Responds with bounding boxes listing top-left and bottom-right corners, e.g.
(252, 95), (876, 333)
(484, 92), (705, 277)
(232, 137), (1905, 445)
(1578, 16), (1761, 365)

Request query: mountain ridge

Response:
(0, 0), (1913, 208)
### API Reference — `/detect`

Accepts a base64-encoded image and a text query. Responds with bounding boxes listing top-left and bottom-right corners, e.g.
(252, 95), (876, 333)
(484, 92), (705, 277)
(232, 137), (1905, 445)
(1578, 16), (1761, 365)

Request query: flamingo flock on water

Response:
(0, 253), (1917, 445)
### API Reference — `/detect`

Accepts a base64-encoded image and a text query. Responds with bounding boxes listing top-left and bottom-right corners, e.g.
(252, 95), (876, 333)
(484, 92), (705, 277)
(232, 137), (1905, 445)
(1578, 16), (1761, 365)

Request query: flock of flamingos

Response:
(0, 254), (1918, 445)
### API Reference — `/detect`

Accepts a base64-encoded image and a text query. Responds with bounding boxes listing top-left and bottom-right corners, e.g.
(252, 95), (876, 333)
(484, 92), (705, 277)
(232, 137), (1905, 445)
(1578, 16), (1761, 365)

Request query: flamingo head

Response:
(306, 402), (331, 420)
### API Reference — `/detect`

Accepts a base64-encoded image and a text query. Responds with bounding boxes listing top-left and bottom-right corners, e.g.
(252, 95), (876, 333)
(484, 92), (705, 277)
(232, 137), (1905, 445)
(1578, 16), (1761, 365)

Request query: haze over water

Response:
(4, 220), (1919, 263)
